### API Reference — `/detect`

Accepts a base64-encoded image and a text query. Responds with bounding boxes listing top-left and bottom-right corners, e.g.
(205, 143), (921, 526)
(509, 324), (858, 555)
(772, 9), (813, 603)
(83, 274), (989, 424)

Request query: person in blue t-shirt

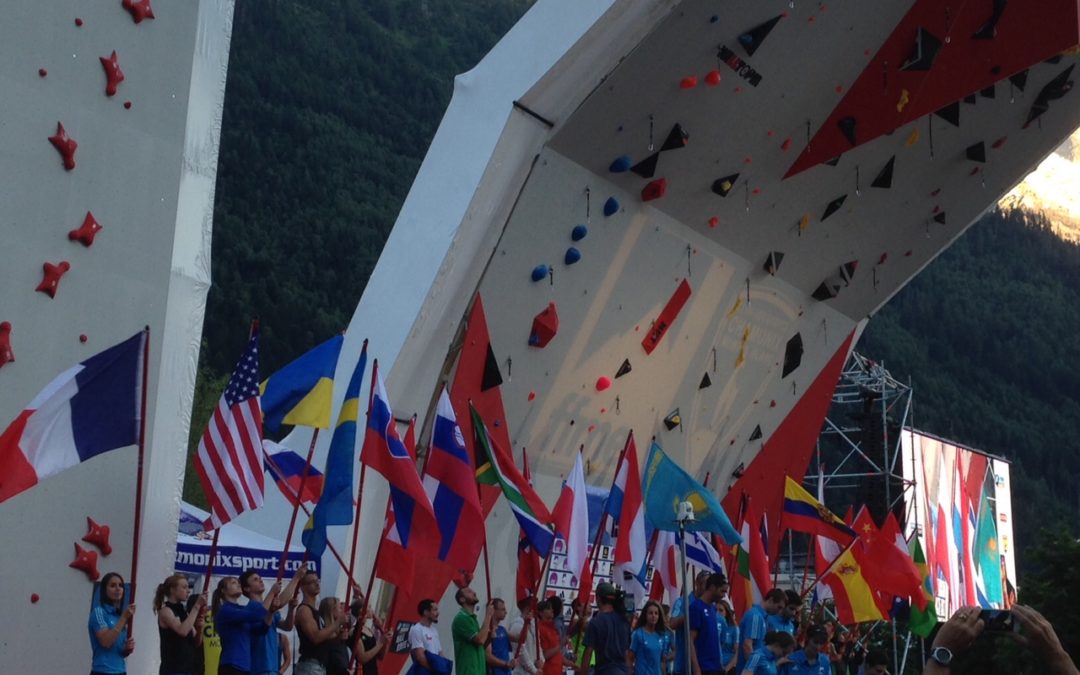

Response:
(212, 575), (278, 674)
(714, 601), (739, 675)
(487, 598), (516, 675)
(764, 592), (800, 636)
(741, 632), (794, 675)
(783, 628), (830, 675)
(688, 573), (726, 675)
(668, 571), (710, 675)
(736, 589), (785, 675)
(88, 572), (136, 675)
(240, 568), (304, 675)
(628, 601), (673, 675)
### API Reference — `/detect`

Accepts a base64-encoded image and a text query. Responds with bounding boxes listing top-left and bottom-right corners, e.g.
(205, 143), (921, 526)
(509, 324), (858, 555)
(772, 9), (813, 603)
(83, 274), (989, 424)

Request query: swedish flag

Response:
(260, 335), (344, 433)
(642, 441), (741, 544)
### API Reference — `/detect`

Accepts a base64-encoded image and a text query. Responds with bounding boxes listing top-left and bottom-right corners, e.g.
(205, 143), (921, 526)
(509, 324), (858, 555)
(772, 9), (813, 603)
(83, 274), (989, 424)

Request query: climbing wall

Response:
(0, 1), (234, 672)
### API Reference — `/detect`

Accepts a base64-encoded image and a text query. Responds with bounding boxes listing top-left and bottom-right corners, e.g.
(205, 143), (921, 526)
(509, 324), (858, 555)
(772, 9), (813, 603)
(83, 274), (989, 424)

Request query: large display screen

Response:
(901, 429), (1016, 619)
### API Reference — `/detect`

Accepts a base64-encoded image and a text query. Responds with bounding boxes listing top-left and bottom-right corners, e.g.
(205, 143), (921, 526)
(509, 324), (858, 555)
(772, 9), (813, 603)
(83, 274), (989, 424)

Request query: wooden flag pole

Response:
(276, 428), (320, 583)
(481, 491), (493, 602)
(127, 326), (151, 638)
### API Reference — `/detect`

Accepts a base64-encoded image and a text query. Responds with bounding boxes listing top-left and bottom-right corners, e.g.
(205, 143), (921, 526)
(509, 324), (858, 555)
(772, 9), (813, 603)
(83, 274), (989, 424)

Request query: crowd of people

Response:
(86, 567), (1078, 675)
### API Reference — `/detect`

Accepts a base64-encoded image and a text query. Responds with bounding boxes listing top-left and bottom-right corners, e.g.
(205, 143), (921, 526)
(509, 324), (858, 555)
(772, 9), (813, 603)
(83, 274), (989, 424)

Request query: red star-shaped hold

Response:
(36, 261), (71, 299)
(0, 322), (13, 369)
(69, 543), (101, 581)
(48, 122), (77, 171)
(82, 517), (113, 555)
(122, 0), (155, 24)
(69, 212), (103, 247)
(99, 51), (125, 97)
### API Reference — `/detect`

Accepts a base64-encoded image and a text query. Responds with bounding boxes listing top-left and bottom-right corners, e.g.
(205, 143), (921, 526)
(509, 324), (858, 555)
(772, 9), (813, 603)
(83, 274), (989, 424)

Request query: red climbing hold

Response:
(596, 376), (612, 392)
(82, 517), (113, 555)
(527, 391), (536, 402)
(75, 17), (84, 26)
(781, 138), (792, 151)
(529, 302), (559, 348)
(641, 178), (668, 202)
(30, 593), (40, 604)
(878, 252), (888, 264)
(679, 75), (698, 89)
(708, 216), (719, 228)
(38, 68), (47, 78)
(69, 543), (100, 581)
(99, 52), (125, 97)
(122, 0), (155, 24)
(769, 400), (776, 407)
(992, 137), (1008, 149)
(49, 122), (78, 171)
(36, 261), (70, 299)
(704, 70), (722, 86)
(123, 100), (132, 109)
(79, 334), (88, 343)
(69, 212), (103, 247)
(0, 322), (13, 368)
(904, 250), (913, 257)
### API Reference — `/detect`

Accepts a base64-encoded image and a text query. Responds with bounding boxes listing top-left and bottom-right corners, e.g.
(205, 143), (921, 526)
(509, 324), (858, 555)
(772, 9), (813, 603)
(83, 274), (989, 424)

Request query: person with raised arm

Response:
(241, 568), (304, 675)
(154, 573), (206, 674)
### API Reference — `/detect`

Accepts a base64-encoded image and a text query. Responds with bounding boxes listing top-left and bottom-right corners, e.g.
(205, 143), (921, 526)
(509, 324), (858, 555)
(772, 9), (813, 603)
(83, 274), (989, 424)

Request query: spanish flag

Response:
(781, 476), (856, 544)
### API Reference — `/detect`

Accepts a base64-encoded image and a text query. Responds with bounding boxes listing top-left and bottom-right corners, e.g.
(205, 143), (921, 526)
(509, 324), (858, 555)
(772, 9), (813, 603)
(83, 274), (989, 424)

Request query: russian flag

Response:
(0, 331), (145, 503)
(263, 440), (324, 506)
(609, 434), (649, 595)
(359, 364), (439, 555)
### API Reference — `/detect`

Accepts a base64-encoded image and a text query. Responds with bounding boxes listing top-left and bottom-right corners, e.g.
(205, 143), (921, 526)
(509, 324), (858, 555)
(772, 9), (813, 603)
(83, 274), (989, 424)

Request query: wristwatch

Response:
(930, 646), (953, 666)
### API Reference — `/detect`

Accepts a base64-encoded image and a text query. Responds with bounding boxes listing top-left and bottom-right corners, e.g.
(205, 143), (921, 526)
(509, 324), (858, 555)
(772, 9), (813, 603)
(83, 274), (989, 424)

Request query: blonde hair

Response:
(153, 574), (189, 613)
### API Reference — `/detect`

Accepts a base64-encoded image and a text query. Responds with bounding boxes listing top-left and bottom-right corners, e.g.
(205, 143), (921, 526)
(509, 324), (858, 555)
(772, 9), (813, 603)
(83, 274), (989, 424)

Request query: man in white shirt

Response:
(409, 598), (444, 671)
(509, 598), (542, 675)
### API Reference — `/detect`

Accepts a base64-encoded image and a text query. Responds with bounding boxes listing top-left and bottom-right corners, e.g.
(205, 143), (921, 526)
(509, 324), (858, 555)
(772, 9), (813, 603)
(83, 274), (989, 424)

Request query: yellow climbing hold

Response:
(905, 127), (920, 146)
(896, 88), (910, 112)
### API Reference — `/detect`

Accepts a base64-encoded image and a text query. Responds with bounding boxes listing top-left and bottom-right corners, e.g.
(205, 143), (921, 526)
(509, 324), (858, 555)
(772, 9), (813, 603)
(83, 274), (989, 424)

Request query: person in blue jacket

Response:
(783, 628), (830, 675)
(211, 575), (281, 674)
(88, 572), (136, 675)
(741, 632), (793, 675)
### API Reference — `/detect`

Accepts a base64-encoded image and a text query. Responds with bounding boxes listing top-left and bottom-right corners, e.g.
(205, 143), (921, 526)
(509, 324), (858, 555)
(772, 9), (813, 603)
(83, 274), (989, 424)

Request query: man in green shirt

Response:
(452, 586), (496, 675)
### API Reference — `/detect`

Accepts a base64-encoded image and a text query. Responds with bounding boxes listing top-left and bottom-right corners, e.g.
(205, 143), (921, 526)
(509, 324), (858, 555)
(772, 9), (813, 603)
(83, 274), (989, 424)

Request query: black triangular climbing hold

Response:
(812, 281), (839, 302)
(1009, 70), (1029, 92)
(660, 123), (689, 152)
(481, 344), (503, 391)
(871, 156), (895, 189)
(933, 212), (947, 224)
(973, 0), (1007, 40)
(840, 260), (858, 285)
(699, 372), (712, 389)
(822, 195), (847, 221)
(1045, 55), (1063, 65)
(966, 142), (986, 163)
(838, 117), (857, 147)
(900, 27), (942, 71)
(1025, 65), (1076, 128)
(738, 15), (782, 57)
(615, 358), (632, 379)
(963, 93), (977, 105)
(934, 102), (960, 127)
(630, 153), (660, 179)
(980, 84), (996, 99)
(763, 251), (785, 275)
(824, 156), (841, 167)
(711, 173), (740, 197)
(782, 333), (804, 378)
(663, 408), (682, 431)
(748, 425), (763, 442)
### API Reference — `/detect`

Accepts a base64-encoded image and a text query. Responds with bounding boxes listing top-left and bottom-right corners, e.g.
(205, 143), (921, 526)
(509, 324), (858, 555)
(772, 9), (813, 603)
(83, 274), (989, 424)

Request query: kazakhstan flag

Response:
(260, 335), (344, 433)
(642, 441), (741, 544)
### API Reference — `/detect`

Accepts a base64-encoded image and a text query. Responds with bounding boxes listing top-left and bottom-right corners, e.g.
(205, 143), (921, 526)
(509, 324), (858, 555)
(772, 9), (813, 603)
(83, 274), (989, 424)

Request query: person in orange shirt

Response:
(537, 599), (564, 675)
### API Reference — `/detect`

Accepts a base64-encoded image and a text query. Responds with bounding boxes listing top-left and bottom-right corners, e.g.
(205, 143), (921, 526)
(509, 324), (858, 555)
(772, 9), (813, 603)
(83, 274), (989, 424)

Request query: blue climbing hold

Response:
(565, 247), (581, 265)
(609, 155), (632, 173)
(710, 15), (719, 23)
(531, 264), (549, 282)
(603, 197), (620, 217)
(571, 224), (588, 241)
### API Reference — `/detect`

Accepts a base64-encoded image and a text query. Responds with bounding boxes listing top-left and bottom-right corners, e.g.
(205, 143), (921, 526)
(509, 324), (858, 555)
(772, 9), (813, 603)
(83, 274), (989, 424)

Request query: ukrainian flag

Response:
(260, 335), (344, 433)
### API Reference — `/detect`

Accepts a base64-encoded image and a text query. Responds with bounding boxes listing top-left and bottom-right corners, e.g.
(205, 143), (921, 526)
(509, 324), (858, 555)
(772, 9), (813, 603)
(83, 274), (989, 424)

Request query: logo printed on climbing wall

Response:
(717, 46), (763, 87)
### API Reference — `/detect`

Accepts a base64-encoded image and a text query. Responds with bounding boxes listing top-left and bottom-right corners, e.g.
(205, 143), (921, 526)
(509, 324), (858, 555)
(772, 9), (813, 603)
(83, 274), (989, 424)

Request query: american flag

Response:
(195, 333), (265, 529)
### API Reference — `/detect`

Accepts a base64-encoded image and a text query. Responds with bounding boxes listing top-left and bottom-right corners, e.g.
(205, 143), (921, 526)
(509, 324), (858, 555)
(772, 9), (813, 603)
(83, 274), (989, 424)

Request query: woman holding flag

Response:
(88, 572), (136, 675)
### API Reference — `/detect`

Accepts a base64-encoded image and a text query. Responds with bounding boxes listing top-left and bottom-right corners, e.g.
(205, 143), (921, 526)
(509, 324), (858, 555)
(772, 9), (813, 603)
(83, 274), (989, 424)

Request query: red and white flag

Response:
(552, 450), (589, 585)
(195, 332), (265, 529)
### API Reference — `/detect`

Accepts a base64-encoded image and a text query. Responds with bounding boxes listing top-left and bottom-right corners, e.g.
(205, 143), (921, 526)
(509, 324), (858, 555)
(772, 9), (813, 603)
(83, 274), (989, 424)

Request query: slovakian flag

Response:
(263, 440), (324, 506)
(472, 403), (554, 557)
(0, 331), (146, 503)
(375, 416), (418, 589)
(360, 363), (439, 554)
(781, 476), (856, 544)
(516, 448), (542, 604)
(422, 388), (485, 570)
(302, 341), (368, 557)
(195, 331), (265, 530)
(608, 433), (649, 595)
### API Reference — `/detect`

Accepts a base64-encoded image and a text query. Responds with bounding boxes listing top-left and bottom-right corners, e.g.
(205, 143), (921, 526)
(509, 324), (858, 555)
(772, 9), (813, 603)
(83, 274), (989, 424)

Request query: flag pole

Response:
(799, 536), (860, 601)
(345, 357), (379, 607)
(127, 326), (151, 639)
(276, 428), (320, 583)
(481, 491), (493, 602)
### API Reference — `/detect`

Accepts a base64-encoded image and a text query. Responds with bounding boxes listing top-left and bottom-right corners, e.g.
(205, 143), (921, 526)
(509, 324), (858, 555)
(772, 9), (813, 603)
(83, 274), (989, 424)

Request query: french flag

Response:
(0, 331), (145, 503)
(262, 440), (324, 506)
(359, 363), (439, 555)
(608, 434), (648, 596)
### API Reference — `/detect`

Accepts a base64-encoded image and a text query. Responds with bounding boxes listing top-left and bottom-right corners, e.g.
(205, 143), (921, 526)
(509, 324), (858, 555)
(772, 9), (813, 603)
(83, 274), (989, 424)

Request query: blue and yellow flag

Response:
(642, 442), (740, 544)
(260, 335), (344, 433)
(302, 340), (367, 557)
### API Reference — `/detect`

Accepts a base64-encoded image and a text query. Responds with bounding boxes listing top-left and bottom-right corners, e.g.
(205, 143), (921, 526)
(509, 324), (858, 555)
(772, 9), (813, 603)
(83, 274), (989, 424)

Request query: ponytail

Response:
(154, 574), (188, 614)
(211, 577), (233, 615)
